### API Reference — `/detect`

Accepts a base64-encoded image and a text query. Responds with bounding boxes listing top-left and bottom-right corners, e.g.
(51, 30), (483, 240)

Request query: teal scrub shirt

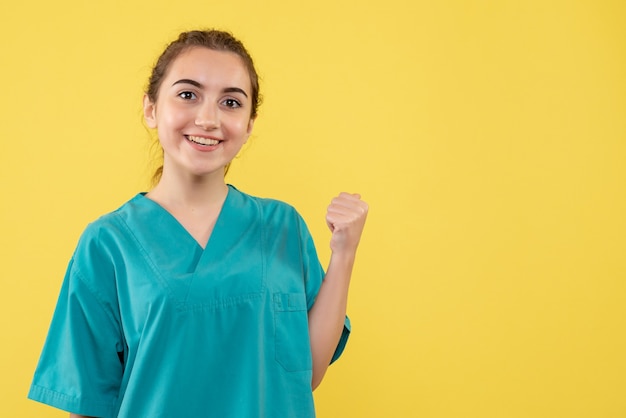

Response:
(28, 185), (350, 417)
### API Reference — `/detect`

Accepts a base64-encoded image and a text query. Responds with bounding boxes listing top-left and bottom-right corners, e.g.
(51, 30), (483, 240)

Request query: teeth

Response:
(187, 135), (220, 146)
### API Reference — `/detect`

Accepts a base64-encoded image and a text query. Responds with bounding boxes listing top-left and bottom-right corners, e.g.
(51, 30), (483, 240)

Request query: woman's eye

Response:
(178, 91), (196, 100)
(222, 98), (241, 108)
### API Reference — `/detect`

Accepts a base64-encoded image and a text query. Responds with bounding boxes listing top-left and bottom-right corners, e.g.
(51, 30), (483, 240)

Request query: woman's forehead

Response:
(167, 47), (250, 86)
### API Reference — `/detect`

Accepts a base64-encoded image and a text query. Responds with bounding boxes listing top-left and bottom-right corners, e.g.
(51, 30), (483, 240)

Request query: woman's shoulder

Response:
(73, 193), (147, 251)
(228, 185), (312, 237)
(228, 184), (299, 215)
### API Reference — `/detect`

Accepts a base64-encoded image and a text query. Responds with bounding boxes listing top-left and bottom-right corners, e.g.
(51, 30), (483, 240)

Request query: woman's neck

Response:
(146, 169), (229, 249)
(147, 168), (229, 211)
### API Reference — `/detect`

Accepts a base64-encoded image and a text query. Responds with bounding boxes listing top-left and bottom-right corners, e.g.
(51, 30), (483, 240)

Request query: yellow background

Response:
(1, 1), (625, 417)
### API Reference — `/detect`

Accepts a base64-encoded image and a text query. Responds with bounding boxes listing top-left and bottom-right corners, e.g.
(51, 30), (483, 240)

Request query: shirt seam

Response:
(71, 260), (121, 334)
(29, 383), (117, 410)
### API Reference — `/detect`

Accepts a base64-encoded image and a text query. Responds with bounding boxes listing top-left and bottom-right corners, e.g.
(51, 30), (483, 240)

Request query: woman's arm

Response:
(70, 415), (95, 418)
(308, 192), (368, 390)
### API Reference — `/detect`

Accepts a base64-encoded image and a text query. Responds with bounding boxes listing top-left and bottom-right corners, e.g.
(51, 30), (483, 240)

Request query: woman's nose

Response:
(195, 103), (220, 129)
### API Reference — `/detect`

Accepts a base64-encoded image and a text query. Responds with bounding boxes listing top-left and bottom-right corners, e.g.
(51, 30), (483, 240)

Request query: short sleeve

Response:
(295, 212), (351, 365)
(28, 237), (125, 417)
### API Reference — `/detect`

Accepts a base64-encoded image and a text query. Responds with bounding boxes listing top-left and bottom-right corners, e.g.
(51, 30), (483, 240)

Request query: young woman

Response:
(28, 30), (368, 418)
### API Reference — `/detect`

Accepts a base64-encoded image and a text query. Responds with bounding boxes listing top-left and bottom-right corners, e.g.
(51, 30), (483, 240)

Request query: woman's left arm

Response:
(308, 192), (368, 390)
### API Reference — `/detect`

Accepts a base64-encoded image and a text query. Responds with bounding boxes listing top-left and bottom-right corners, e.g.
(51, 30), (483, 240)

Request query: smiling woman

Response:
(27, 29), (368, 418)
(143, 47), (256, 195)
(145, 30), (262, 184)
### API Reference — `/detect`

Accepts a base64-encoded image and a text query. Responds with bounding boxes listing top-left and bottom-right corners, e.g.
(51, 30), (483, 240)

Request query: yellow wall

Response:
(2, 1), (625, 417)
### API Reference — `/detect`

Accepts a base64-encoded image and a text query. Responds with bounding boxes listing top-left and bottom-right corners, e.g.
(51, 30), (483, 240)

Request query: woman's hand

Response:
(325, 192), (369, 256)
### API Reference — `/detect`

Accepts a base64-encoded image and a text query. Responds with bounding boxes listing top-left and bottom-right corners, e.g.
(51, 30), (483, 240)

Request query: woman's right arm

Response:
(70, 414), (95, 418)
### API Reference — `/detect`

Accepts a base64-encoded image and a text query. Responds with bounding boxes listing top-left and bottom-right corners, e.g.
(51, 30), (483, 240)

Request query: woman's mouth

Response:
(186, 135), (221, 146)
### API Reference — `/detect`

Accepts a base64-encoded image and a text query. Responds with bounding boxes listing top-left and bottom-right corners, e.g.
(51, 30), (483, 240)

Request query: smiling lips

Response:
(186, 135), (221, 146)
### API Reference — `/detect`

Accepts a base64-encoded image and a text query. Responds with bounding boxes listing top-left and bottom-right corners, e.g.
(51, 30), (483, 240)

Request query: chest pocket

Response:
(274, 292), (312, 372)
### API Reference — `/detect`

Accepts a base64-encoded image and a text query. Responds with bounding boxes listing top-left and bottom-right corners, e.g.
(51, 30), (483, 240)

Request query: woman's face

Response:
(144, 47), (255, 180)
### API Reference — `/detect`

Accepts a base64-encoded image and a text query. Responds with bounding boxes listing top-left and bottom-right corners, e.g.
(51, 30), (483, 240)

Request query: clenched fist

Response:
(325, 192), (369, 255)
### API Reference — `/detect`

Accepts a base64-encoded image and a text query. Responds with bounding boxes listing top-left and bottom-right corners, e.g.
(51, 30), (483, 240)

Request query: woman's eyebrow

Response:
(172, 78), (203, 88)
(223, 87), (248, 98)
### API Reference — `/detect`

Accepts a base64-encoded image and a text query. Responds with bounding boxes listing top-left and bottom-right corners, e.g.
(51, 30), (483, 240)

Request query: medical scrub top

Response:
(28, 185), (350, 418)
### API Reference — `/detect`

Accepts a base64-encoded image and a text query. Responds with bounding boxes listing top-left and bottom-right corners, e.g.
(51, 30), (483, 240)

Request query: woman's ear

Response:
(246, 116), (256, 136)
(243, 116), (256, 145)
(143, 94), (157, 129)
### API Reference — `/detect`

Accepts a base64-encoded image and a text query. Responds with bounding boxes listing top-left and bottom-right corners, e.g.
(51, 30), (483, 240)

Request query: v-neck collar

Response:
(138, 185), (233, 251)
(115, 184), (266, 307)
